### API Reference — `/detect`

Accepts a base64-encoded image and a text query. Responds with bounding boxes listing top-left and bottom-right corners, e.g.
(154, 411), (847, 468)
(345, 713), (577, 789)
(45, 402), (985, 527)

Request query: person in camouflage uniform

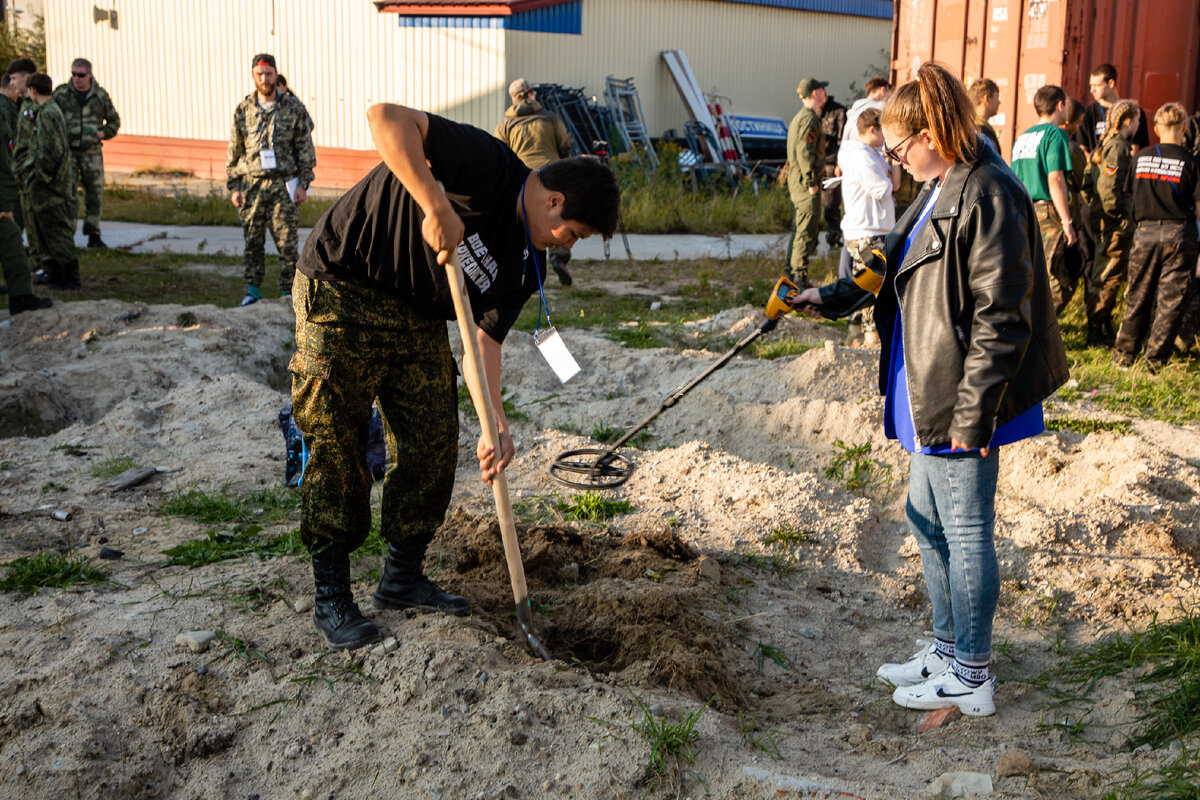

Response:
(787, 78), (827, 286)
(226, 53), (315, 306)
(14, 73), (77, 291)
(0, 72), (50, 313)
(291, 103), (620, 650)
(2, 58), (35, 236)
(1085, 101), (1139, 346)
(52, 58), (119, 249)
(495, 78), (574, 285)
(820, 94), (847, 249)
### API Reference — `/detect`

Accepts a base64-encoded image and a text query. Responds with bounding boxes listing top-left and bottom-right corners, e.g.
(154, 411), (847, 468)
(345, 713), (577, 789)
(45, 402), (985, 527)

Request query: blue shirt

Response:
(884, 182), (1044, 454)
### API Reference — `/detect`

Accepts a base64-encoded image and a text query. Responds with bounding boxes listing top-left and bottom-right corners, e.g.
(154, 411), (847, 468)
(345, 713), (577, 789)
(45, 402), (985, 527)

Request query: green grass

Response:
(0, 551), (107, 593)
(1056, 296), (1200, 424)
(1105, 749), (1200, 800)
(612, 143), (792, 235)
(555, 490), (634, 522)
(1045, 417), (1135, 436)
(750, 336), (817, 360)
(47, 249), (284, 308)
(159, 486), (299, 526)
(91, 454), (140, 480)
(629, 691), (709, 780)
(1043, 608), (1200, 750)
(161, 525), (306, 567)
(752, 641), (792, 672)
(824, 440), (891, 492)
(103, 184), (337, 228)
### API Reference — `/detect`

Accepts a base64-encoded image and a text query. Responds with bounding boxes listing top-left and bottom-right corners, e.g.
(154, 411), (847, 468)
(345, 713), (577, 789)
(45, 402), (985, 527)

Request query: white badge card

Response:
(534, 327), (580, 383)
(259, 148), (277, 169)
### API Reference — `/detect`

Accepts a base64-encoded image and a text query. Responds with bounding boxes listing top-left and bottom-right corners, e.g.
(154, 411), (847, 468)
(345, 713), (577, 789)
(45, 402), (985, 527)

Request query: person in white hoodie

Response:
(842, 77), (892, 144)
(839, 107), (899, 346)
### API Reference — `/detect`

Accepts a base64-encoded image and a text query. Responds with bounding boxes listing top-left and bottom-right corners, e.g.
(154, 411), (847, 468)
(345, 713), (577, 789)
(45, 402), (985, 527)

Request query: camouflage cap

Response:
(797, 78), (828, 98)
(508, 78), (531, 99)
(252, 53), (276, 70)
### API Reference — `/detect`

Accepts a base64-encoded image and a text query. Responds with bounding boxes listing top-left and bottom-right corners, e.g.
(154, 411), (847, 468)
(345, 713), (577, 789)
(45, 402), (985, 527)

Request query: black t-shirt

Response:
(1075, 102), (1150, 152)
(1124, 142), (1200, 222)
(297, 114), (541, 342)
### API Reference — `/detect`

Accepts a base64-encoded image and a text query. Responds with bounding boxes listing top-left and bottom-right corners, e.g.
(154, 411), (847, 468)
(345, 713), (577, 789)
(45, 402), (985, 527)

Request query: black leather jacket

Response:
(820, 138), (1069, 449)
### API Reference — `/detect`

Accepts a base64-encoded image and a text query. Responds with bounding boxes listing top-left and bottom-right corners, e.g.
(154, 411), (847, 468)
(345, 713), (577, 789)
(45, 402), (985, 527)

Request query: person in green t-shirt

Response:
(1011, 85), (1077, 311)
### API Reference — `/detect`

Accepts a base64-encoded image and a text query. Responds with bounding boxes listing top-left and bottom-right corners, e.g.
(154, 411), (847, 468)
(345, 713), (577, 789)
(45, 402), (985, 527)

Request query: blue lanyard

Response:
(520, 180), (553, 335)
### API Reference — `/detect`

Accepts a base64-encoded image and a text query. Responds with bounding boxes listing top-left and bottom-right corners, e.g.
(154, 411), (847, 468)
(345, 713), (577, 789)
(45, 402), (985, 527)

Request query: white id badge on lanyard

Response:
(534, 327), (580, 383)
(259, 148), (277, 169)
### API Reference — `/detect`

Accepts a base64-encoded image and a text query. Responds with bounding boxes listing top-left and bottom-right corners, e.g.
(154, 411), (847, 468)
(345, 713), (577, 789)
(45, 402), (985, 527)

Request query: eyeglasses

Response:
(71, 72), (90, 78)
(884, 130), (919, 163)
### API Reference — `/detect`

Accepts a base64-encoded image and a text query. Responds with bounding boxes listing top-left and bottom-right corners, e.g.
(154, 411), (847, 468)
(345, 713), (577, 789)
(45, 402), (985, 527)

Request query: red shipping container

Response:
(890, 0), (1200, 157)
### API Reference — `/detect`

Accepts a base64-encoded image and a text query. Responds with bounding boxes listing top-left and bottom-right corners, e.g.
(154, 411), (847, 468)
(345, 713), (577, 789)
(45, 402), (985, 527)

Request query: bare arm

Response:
(1047, 170), (1077, 246)
(366, 103), (464, 262)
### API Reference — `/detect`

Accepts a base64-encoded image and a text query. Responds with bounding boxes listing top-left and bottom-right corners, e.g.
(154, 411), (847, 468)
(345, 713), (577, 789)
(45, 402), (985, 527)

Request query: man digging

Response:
(291, 103), (619, 650)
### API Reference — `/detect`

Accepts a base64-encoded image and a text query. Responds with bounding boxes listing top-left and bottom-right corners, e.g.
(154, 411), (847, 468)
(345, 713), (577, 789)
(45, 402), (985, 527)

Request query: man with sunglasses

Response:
(52, 58), (120, 249)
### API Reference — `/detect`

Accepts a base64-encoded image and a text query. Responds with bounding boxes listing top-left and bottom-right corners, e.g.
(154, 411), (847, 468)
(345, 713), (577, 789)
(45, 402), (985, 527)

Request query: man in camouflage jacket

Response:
(227, 53), (316, 306)
(0, 72), (50, 312)
(14, 73), (78, 290)
(52, 58), (119, 249)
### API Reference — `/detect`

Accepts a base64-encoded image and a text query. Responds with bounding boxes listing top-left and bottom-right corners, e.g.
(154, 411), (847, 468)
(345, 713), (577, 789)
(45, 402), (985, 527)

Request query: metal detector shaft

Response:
(444, 246), (551, 662)
(598, 316), (778, 458)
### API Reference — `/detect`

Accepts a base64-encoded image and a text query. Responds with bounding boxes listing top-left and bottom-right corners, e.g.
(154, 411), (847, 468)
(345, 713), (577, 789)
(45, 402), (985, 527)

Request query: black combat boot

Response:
(8, 293), (53, 314)
(87, 233), (108, 249)
(59, 259), (82, 291)
(373, 544), (470, 616)
(311, 545), (381, 650)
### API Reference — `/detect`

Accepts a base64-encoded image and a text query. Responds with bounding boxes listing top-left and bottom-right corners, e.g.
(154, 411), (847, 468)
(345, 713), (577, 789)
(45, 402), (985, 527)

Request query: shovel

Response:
(443, 245), (552, 662)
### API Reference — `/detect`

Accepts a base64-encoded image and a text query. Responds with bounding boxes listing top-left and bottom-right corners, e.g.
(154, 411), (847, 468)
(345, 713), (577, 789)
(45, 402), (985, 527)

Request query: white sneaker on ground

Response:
(876, 642), (951, 688)
(891, 668), (996, 716)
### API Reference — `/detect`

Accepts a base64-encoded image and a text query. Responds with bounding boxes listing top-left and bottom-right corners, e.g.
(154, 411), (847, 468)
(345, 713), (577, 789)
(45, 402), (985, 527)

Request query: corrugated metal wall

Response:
(508, 0), (893, 136)
(44, 0), (889, 152)
(44, 0), (508, 150)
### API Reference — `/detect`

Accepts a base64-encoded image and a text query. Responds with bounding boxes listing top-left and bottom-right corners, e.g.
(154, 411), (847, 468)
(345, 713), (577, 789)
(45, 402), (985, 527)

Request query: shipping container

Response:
(891, 0), (1200, 157)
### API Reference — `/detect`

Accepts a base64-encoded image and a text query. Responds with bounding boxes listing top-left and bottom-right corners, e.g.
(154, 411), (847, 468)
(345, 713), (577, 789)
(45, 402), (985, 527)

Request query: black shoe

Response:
(374, 544), (470, 616)
(1085, 322), (1109, 348)
(87, 234), (108, 249)
(8, 293), (52, 314)
(31, 269), (49, 286)
(312, 546), (381, 650)
(552, 264), (573, 286)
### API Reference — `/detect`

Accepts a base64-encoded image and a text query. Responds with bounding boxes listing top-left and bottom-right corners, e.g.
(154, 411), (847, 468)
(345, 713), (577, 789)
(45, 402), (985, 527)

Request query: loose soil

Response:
(0, 281), (1198, 799)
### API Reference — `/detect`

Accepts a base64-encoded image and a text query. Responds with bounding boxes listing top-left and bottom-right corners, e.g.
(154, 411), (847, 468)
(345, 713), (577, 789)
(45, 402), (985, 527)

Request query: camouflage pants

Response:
(1035, 202), (1073, 312)
(24, 195), (76, 270)
(290, 273), (459, 562)
(0, 216), (32, 297)
(846, 235), (883, 332)
(1113, 220), (1198, 365)
(1085, 211), (1133, 325)
(240, 176), (299, 292)
(788, 188), (821, 279)
(71, 146), (105, 236)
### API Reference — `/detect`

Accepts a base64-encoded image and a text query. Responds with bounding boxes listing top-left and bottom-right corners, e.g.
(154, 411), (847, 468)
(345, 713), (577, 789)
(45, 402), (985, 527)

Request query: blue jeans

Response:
(905, 450), (1000, 664)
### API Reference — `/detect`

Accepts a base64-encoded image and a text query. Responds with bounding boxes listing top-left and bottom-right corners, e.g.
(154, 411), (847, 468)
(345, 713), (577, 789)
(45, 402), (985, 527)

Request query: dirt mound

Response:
(430, 510), (744, 708)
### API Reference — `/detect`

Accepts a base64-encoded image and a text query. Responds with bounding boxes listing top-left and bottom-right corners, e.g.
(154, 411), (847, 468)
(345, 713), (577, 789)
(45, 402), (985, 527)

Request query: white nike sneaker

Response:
(891, 668), (996, 716)
(876, 642), (952, 687)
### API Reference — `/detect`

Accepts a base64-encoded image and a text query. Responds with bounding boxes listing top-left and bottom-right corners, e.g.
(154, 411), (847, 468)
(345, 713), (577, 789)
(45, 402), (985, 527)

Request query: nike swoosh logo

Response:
(937, 688), (973, 698)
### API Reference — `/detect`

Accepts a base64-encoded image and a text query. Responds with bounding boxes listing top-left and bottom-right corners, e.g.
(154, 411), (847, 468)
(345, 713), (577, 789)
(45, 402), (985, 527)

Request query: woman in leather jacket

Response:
(795, 62), (1069, 717)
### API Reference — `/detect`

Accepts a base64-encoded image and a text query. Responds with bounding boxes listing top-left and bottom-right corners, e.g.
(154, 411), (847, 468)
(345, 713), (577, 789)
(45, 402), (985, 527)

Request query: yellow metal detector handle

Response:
(851, 249), (887, 295)
(765, 275), (801, 320)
